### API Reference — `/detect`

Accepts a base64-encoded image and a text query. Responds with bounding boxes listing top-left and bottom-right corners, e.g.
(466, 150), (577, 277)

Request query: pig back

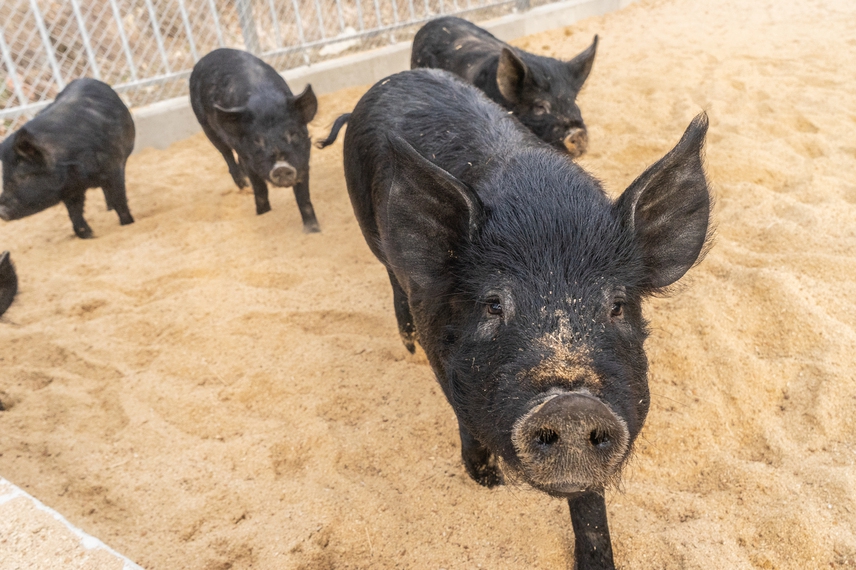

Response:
(190, 48), (293, 114)
(342, 69), (541, 263)
(27, 78), (135, 167)
(411, 17), (506, 83)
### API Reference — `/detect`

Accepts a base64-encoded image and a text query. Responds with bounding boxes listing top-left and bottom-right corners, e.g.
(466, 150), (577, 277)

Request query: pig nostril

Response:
(589, 430), (611, 449)
(536, 428), (559, 446)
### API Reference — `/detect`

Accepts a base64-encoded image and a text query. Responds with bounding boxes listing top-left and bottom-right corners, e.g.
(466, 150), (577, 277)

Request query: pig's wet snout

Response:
(513, 393), (629, 494)
(563, 128), (588, 157)
(269, 161), (297, 187)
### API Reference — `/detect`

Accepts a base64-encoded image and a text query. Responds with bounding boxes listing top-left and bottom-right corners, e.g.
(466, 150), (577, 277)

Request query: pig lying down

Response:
(0, 79), (135, 239)
(323, 69), (712, 568)
(411, 16), (597, 157)
(190, 48), (321, 232)
(0, 251), (16, 317)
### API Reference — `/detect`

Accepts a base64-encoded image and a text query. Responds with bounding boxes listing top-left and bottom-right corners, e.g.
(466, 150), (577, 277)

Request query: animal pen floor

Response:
(1, 0), (855, 567)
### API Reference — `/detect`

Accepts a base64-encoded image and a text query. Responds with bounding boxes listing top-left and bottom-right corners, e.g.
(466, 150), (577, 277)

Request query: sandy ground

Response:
(1, 0), (855, 568)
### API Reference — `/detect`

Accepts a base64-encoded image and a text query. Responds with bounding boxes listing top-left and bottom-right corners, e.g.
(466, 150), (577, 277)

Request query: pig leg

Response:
(459, 423), (502, 487)
(292, 176), (320, 233)
(387, 269), (415, 353)
(568, 491), (615, 570)
(102, 167), (134, 226)
(247, 170), (271, 215)
(103, 189), (114, 211)
(63, 190), (93, 239)
(201, 124), (247, 189)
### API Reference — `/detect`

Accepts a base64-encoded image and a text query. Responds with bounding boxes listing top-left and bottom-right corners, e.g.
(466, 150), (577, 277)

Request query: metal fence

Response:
(0, 0), (559, 136)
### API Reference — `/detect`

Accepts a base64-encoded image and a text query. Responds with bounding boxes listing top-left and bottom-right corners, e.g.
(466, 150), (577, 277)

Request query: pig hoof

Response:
(399, 331), (417, 354)
(468, 462), (502, 488)
(255, 203), (272, 215)
(119, 214), (134, 226)
(230, 168), (248, 188)
(73, 224), (94, 239)
(302, 221), (321, 233)
(463, 453), (503, 488)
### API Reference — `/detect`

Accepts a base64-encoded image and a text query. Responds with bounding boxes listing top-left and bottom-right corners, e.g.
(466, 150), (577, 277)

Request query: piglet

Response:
(0, 251), (17, 317)
(326, 68), (713, 568)
(0, 78), (135, 238)
(412, 16), (597, 157)
(190, 48), (320, 232)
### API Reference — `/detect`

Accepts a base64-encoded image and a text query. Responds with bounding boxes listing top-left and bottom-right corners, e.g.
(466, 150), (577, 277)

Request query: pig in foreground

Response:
(0, 251), (16, 317)
(326, 69), (712, 568)
(0, 78), (135, 239)
(411, 16), (597, 157)
(190, 48), (320, 232)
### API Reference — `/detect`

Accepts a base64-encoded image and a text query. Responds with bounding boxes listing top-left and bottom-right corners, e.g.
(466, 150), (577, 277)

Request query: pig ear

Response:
(615, 113), (713, 290)
(13, 128), (47, 164)
(292, 84), (317, 124)
(384, 135), (485, 294)
(566, 35), (598, 92)
(496, 47), (531, 104)
(213, 104), (248, 135)
(213, 103), (247, 115)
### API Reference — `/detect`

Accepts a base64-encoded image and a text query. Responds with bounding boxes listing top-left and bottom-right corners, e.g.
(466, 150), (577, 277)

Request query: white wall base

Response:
(132, 0), (635, 152)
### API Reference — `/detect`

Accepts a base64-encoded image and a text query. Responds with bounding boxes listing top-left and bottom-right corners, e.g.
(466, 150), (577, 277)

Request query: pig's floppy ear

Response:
(13, 128), (47, 165)
(213, 104), (247, 135)
(567, 35), (598, 92)
(384, 135), (484, 294)
(497, 47), (530, 104)
(292, 84), (318, 124)
(615, 112), (713, 290)
(213, 103), (247, 115)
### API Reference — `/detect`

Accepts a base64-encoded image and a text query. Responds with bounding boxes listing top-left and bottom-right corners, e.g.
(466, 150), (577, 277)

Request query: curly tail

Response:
(314, 113), (352, 149)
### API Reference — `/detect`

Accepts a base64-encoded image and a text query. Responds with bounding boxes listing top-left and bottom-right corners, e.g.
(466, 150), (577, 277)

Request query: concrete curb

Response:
(132, 0), (634, 153)
(0, 477), (145, 570)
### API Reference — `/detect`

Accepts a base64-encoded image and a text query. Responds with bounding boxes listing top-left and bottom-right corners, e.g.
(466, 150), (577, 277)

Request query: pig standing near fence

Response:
(321, 68), (713, 569)
(190, 48), (321, 232)
(0, 78), (135, 239)
(411, 16), (597, 157)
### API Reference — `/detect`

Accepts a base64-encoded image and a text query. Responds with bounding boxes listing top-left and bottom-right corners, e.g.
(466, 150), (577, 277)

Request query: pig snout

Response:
(269, 161), (297, 187)
(512, 392), (629, 494)
(563, 128), (588, 158)
(0, 197), (13, 221)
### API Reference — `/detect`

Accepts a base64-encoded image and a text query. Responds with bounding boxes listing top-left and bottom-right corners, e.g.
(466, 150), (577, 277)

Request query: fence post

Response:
(0, 27), (28, 109)
(28, 0), (65, 90)
(235, 0), (261, 54)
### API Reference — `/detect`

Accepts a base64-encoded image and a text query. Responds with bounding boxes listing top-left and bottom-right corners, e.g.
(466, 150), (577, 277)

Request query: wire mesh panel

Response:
(0, 0), (547, 136)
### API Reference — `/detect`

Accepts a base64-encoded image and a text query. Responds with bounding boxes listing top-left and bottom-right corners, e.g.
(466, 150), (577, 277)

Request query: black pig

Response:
(411, 16), (597, 157)
(0, 78), (135, 239)
(0, 251), (16, 317)
(190, 48), (320, 232)
(331, 69), (712, 568)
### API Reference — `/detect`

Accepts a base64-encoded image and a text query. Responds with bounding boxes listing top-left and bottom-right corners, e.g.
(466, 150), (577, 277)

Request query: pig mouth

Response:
(561, 127), (588, 158)
(0, 200), (45, 221)
(0, 203), (23, 222)
(509, 390), (630, 496)
(268, 178), (301, 188)
(268, 161), (300, 187)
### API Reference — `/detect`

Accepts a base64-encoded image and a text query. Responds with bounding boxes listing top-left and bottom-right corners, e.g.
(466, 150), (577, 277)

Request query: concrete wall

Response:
(132, 0), (635, 153)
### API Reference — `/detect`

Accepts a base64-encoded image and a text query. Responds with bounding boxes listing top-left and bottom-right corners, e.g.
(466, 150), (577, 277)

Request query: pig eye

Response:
(610, 301), (624, 319)
(486, 299), (503, 316)
(533, 102), (550, 115)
